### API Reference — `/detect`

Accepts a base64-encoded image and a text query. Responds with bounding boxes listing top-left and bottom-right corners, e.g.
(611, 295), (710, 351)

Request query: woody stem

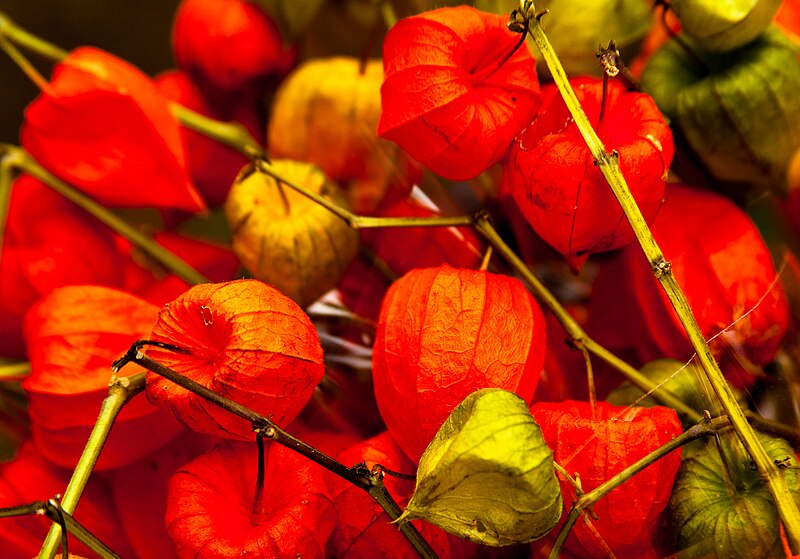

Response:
(548, 415), (731, 559)
(526, 4), (800, 552)
(38, 374), (146, 559)
(113, 345), (439, 559)
(171, 73), (703, 422)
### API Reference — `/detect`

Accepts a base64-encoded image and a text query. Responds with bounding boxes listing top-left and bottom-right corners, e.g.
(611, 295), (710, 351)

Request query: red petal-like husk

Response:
(0, 441), (136, 558)
(373, 265), (546, 463)
(166, 441), (336, 559)
(155, 70), (264, 207)
(586, 184), (789, 388)
(0, 176), (127, 358)
(530, 401), (682, 559)
(328, 431), (475, 558)
(145, 280), (324, 439)
(22, 47), (205, 212)
(503, 77), (673, 270)
(172, 0), (295, 94)
(23, 285), (183, 469)
(109, 430), (217, 559)
(378, 6), (541, 180)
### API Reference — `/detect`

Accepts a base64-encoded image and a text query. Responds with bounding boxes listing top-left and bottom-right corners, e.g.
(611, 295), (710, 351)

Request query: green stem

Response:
(0, 10), (68, 61)
(524, 3), (800, 551)
(548, 415), (730, 559)
(113, 344), (438, 559)
(0, 150), (16, 286)
(0, 361), (30, 379)
(472, 212), (702, 423)
(0, 34), (49, 90)
(172, 87), (703, 423)
(171, 104), (264, 160)
(38, 373), (146, 559)
(3, 145), (209, 286)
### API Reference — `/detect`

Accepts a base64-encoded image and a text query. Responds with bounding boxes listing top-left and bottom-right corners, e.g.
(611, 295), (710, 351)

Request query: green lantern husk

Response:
(475, 0), (652, 77)
(641, 27), (800, 191)
(606, 359), (748, 425)
(669, 432), (800, 558)
(399, 388), (562, 546)
(670, 0), (782, 52)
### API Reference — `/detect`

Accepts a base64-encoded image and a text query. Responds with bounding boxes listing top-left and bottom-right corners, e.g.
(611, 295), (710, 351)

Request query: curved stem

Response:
(0, 149), (17, 287)
(171, 104), (264, 160)
(472, 213), (702, 423)
(548, 415), (730, 559)
(38, 374), (146, 559)
(0, 10), (68, 61)
(0, 360), (30, 379)
(525, 4), (800, 551)
(113, 344), (438, 559)
(3, 145), (209, 286)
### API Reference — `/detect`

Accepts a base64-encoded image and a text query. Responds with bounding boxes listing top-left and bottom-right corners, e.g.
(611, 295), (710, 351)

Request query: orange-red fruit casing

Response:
(145, 279), (324, 440)
(372, 265), (546, 464)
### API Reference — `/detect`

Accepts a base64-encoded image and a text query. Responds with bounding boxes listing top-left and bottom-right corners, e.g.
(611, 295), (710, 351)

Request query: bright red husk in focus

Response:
(172, 0), (295, 95)
(378, 6), (542, 180)
(530, 401), (683, 559)
(165, 441), (336, 559)
(586, 184), (789, 388)
(372, 265), (546, 463)
(145, 279), (324, 439)
(0, 175), (127, 358)
(328, 431), (474, 558)
(23, 285), (183, 470)
(21, 47), (205, 212)
(502, 77), (673, 270)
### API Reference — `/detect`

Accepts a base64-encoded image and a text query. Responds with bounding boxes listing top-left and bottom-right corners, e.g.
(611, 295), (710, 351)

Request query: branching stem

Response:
(113, 343), (439, 559)
(522, 1), (800, 551)
(38, 374), (146, 559)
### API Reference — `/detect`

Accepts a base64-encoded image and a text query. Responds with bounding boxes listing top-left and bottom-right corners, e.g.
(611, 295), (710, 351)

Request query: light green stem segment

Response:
(0, 10), (68, 61)
(547, 415), (731, 558)
(523, 1), (800, 551)
(38, 374), (146, 559)
(1, 145), (209, 286)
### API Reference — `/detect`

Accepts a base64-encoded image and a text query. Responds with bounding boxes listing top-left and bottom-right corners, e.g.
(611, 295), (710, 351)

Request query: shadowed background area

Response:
(0, 1), (180, 143)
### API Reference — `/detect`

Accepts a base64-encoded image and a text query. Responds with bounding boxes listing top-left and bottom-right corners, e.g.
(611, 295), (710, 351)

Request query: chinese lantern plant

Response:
(22, 285), (184, 470)
(0, 175), (128, 358)
(401, 389), (562, 546)
(172, 0), (295, 97)
(21, 46), (206, 212)
(669, 432), (800, 558)
(502, 76), (674, 270)
(268, 56), (419, 214)
(372, 264), (547, 464)
(165, 441), (337, 559)
(530, 400), (683, 559)
(586, 184), (789, 389)
(327, 431), (473, 558)
(144, 279), (325, 440)
(378, 5), (543, 180)
(225, 161), (359, 308)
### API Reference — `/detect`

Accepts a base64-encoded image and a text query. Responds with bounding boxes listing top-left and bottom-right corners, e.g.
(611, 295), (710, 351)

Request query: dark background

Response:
(0, 1), (180, 143)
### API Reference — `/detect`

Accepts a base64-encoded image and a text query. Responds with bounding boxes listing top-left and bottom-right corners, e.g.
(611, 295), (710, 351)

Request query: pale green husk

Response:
(671, 0), (782, 52)
(400, 388), (562, 546)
